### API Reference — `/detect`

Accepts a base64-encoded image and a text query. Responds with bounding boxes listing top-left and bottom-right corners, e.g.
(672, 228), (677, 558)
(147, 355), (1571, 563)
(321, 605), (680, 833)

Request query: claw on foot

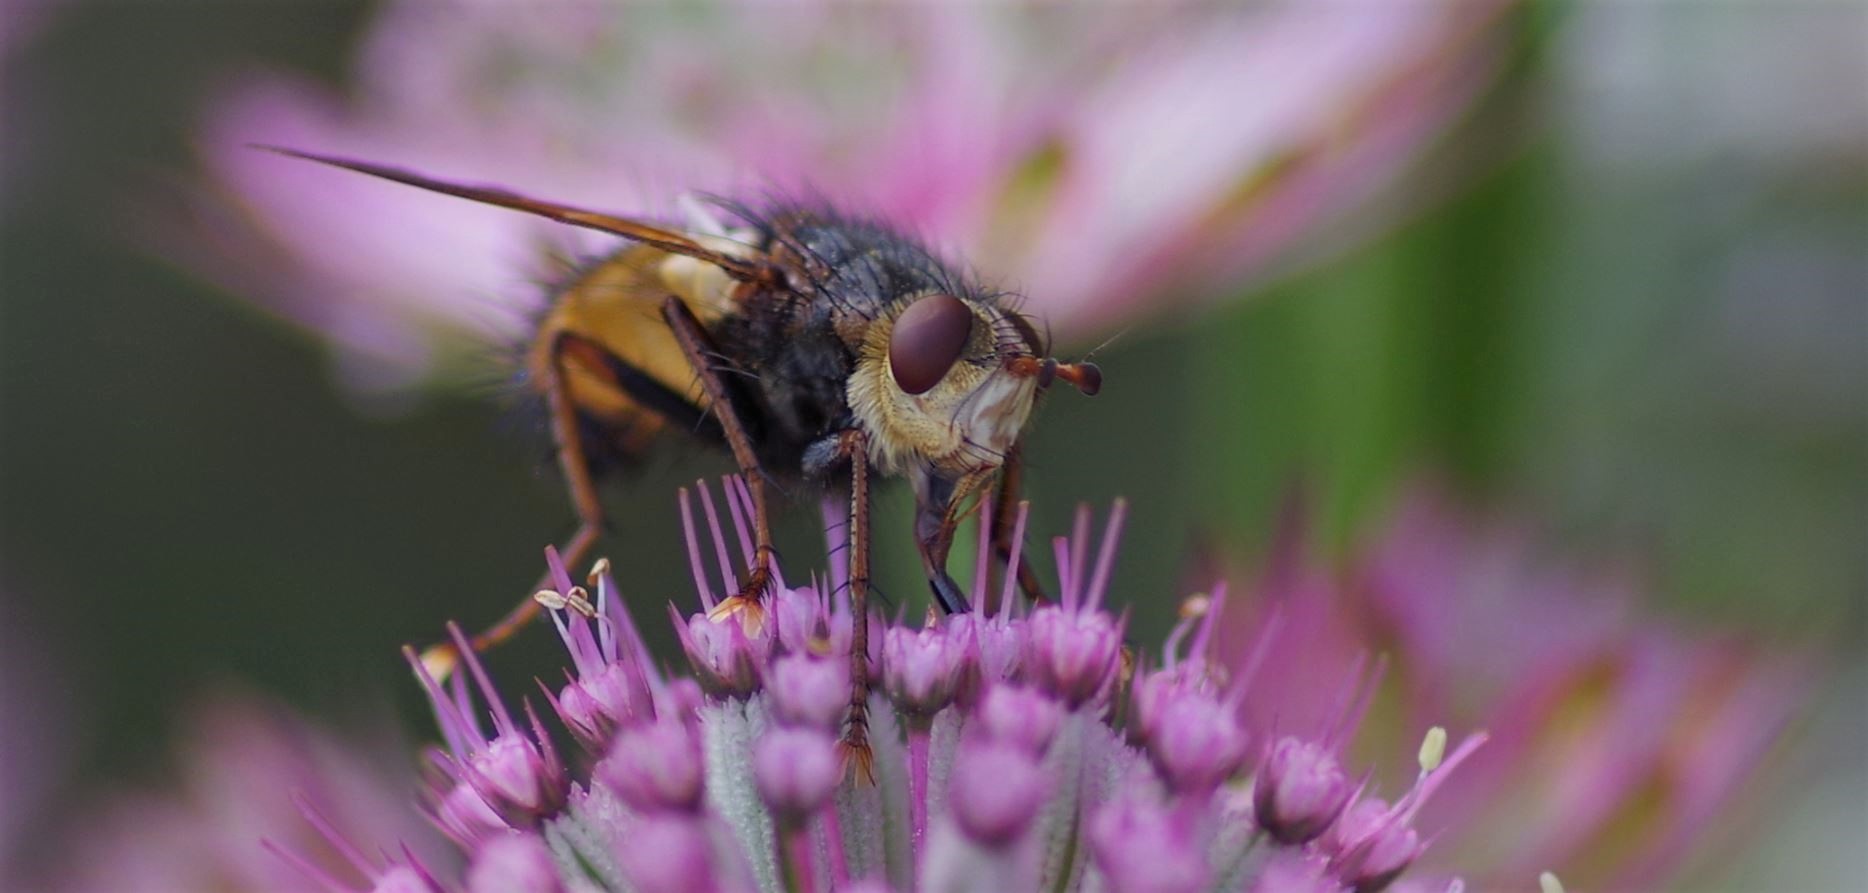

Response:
(706, 594), (768, 637)
(417, 642), (460, 684)
(836, 736), (877, 786)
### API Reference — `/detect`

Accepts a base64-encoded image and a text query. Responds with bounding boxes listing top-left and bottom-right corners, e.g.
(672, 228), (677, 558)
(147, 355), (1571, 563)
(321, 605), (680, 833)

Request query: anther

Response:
(563, 586), (597, 618)
(1418, 726), (1448, 775)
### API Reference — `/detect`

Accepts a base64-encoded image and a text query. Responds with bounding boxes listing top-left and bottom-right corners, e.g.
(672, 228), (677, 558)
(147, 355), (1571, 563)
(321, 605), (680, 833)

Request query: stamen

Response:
(1418, 726), (1448, 775)
(562, 587), (598, 619)
(543, 545), (577, 597)
(997, 501), (1031, 616)
(972, 488), (993, 603)
(1085, 498), (1127, 612)
(1053, 536), (1075, 610)
(724, 475), (755, 567)
(677, 488), (716, 610)
(695, 479), (736, 598)
(1539, 872), (1566, 893)
(1070, 504), (1092, 603)
(447, 623), (518, 736)
(1160, 594), (1206, 669)
(1186, 580), (1227, 664)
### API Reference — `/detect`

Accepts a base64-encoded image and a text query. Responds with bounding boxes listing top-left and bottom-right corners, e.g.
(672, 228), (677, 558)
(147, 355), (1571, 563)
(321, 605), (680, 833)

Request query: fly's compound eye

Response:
(889, 293), (973, 395)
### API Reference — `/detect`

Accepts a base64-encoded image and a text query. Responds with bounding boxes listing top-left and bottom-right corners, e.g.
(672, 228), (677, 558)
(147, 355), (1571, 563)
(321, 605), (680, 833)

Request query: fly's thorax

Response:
(847, 294), (1040, 478)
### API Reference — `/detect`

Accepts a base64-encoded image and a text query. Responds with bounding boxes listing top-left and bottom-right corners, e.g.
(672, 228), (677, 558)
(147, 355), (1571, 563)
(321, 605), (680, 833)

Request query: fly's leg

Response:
(834, 429), (877, 783)
(418, 333), (607, 680)
(988, 441), (1049, 611)
(661, 296), (777, 629)
(915, 468), (998, 615)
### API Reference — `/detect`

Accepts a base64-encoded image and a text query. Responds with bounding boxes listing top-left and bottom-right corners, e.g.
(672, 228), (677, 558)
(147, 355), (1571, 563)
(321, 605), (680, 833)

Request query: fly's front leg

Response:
(661, 296), (778, 629)
(914, 467), (996, 615)
(989, 441), (1048, 610)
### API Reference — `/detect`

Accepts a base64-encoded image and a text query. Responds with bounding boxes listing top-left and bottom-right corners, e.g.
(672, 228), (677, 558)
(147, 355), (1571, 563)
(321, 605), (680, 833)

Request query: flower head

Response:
(278, 485), (1521, 892)
(74, 480), (1797, 893)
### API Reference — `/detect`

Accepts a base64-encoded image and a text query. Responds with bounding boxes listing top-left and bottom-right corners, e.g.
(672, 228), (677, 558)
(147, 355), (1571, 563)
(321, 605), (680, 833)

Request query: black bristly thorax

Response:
(712, 205), (993, 478)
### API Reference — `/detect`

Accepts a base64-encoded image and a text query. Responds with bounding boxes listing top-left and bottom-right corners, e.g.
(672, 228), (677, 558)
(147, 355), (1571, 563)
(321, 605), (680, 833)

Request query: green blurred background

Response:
(2, 1), (1863, 886)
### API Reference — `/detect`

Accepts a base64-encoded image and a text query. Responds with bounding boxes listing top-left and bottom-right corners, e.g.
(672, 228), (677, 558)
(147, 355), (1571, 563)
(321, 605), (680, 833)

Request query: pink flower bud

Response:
(435, 781), (506, 846)
(467, 833), (563, 893)
(618, 816), (719, 893)
(1146, 690), (1250, 794)
(974, 684), (1064, 755)
(1254, 737), (1352, 845)
(599, 716), (704, 813)
(752, 727), (841, 825)
(766, 653), (849, 731)
(676, 609), (766, 697)
(1333, 798), (1425, 893)
(949, 739), (1048, 848)
(883, 624), (972, 717)
(1025, 605), (1122, 708)
(1088, 796), (1209, 893)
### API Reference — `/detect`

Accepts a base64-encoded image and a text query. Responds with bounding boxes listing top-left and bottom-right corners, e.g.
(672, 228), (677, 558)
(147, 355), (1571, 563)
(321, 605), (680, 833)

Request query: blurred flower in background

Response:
(0, 583), (72, 884)
(1215, 486), (1810, 890)
(41, 695), (450, 892)
(179, 0), (1516, 401)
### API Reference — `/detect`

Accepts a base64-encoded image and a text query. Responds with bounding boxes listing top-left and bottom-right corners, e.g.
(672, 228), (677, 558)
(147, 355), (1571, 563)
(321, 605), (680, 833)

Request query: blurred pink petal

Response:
(50, 694), (450, 892)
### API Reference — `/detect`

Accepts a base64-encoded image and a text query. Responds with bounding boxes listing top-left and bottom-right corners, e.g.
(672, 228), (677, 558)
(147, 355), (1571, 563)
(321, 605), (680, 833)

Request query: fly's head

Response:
(849, 289), (1099, 481)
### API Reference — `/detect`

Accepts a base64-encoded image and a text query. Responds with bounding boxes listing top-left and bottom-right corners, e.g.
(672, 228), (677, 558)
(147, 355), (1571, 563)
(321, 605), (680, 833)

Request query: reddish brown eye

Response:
(889, 293), (974, 395)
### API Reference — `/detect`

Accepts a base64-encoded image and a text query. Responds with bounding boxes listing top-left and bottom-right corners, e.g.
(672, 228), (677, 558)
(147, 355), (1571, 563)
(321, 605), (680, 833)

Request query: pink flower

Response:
(1215, 485), (1812, 891)
(181, 1), (1518, 400)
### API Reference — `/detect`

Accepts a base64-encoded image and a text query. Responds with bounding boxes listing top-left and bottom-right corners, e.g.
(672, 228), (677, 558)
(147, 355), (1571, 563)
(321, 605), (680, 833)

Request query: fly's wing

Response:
(255, 147), (773, 282)
(257, 147), (766, 461)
